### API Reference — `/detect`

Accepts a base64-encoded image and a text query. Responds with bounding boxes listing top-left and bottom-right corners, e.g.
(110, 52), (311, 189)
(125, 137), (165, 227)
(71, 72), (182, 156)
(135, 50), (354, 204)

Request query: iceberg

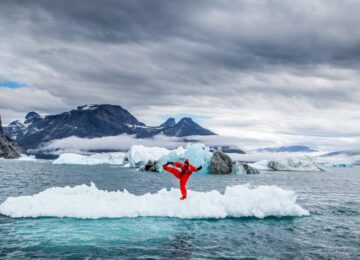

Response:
(0, 183), (309, 219)
(232, 162), (260, 174)
(53, 152), (126, 165)
(157, 143), (211, 174)
(248, 160), (272, 171)
(267, 156), (325, 172)
(156, 151), (183, 170)
(183, 143), (211, 173)
(127, 145), (170, 167)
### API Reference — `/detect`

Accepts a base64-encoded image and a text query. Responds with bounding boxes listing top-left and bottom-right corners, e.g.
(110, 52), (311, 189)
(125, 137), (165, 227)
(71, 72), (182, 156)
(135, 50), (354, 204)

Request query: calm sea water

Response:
(0, 160), (359, 259)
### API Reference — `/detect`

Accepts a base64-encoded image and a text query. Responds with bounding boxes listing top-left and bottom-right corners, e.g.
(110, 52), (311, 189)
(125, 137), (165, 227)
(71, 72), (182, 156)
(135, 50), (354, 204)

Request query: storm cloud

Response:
(0, 0), (359, 150)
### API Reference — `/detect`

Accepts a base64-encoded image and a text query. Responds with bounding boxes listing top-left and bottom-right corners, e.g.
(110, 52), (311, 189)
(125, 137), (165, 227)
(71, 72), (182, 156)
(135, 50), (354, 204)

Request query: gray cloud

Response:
(0, 0), (359, 150)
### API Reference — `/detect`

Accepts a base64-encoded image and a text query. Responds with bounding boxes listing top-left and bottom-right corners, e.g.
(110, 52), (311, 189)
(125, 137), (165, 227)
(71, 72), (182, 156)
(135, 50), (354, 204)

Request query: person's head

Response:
(184, 159), (189, 165)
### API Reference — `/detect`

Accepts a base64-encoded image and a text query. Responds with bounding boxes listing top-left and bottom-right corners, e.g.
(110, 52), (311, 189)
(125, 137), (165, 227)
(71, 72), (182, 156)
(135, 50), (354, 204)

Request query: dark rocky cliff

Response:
(0, 116), (22, 159)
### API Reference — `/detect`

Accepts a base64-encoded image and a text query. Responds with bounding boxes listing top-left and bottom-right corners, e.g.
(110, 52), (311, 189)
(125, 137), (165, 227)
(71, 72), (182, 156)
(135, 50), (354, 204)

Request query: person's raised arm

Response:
(189, 164), (202, 172)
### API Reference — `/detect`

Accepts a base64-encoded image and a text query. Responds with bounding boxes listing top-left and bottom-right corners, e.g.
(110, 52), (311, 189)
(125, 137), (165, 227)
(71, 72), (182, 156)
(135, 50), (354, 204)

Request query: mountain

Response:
(4, 104), (216, 149)
(4, 112), (43, 141)
(163, 117), (215, 137)
(5, 120), (26, 140)
(24, 111), (42, 124)
(320, 151), (360, 157)
(0, 115), (22, 159)
(257, 145), (317, 153)
(160, 118), (176, 128)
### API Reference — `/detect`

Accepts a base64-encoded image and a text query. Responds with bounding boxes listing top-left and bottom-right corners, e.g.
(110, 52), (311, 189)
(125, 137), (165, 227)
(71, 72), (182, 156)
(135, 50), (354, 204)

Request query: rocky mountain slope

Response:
(0, 116), (22, 159)
(4, 104), (216, 149)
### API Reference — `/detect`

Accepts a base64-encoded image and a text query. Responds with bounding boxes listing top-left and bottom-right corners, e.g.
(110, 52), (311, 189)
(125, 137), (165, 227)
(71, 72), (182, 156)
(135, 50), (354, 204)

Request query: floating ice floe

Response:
(53, 152), (126, 165)
(0, 182), (309, 219)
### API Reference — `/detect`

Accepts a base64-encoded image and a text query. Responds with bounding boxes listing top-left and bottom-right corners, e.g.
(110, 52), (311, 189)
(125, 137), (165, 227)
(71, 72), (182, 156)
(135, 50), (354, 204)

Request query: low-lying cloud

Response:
(35, 134), (251, 154)
(34, 133), (360, 156)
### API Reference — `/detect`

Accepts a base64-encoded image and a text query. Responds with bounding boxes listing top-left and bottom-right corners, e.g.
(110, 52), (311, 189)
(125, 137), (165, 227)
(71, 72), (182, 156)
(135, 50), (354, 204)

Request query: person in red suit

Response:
(163, 159), (203, 200)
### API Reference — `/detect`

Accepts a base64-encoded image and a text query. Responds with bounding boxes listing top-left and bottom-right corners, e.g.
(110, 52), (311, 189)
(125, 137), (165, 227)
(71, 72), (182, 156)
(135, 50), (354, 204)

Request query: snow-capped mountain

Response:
(163, 117), (215, 137)
(5, 120), (26, 140)
(4, 111), (43, 141)
(160, 118), (176, 128)
(4, 104), (216, 149)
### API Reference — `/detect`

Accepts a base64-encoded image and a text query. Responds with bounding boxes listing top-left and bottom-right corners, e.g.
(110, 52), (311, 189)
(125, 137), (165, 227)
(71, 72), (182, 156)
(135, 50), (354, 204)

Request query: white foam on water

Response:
(0, 183), (309, 219)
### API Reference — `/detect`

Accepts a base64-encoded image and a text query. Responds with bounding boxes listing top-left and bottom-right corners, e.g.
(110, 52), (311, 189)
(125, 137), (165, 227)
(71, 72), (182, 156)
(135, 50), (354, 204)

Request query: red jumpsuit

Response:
(163, 161), (199, 198)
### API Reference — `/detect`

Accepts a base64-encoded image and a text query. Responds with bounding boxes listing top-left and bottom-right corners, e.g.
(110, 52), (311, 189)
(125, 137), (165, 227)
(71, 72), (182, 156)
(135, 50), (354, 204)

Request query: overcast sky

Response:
(0, 0), (359, 150)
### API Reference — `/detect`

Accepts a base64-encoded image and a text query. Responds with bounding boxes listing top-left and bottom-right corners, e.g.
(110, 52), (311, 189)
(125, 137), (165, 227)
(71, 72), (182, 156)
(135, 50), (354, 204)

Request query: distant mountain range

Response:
(4, 104), (216, 150)
(319, 151), (360, 157)
(257, 145), (318, 153)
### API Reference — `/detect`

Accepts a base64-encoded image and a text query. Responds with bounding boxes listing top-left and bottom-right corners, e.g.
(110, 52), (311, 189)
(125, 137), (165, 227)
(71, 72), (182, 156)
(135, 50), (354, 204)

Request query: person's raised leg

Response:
(163, 165), (181, 179)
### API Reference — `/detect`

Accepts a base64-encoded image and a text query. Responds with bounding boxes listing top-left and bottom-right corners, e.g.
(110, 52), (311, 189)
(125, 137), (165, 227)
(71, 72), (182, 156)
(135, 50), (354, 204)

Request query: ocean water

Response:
(0, 160), (359, 259)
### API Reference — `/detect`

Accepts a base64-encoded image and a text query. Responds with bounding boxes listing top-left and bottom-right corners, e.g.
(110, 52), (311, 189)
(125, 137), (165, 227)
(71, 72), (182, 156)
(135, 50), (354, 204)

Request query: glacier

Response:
(0, 183), (309, 219)
(53, 152), (126, 165)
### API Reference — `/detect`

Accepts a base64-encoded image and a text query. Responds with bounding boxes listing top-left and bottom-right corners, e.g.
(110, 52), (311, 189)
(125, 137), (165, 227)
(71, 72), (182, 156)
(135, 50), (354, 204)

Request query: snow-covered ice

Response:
(0, 183), (309, 219)
(53, 152), (126, 165)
